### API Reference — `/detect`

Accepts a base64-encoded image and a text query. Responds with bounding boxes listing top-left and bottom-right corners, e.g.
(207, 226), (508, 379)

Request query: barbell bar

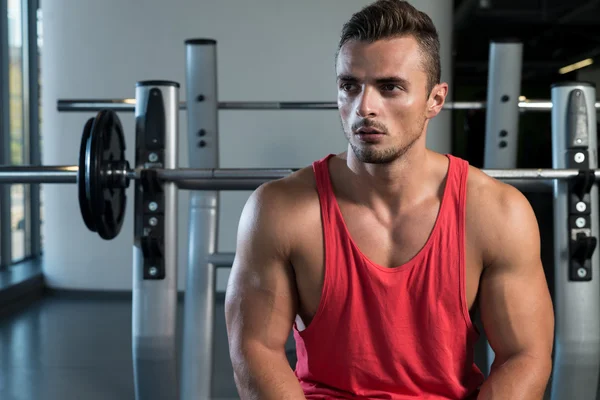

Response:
(57, 99), (600, 112)
(0, 166), (78, 183)
(0, 165), (598, 186)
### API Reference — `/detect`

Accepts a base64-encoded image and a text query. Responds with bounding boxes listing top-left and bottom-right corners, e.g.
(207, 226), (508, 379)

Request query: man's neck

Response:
(343, 145), (434, 214)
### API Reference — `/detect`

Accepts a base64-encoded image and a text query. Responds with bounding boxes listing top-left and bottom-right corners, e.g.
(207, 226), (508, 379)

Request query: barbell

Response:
(0, 109), (598, 240)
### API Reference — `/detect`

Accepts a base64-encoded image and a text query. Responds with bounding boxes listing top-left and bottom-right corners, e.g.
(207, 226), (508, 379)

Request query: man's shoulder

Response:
(255, 164), (318, 203)
(243, 163), (321, 226)
(465, 165), (539, 267)
(465, 165), (532, 215)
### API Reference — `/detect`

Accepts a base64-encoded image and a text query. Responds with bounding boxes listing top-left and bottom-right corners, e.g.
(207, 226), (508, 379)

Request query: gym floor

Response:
(0, 288), (278, 400)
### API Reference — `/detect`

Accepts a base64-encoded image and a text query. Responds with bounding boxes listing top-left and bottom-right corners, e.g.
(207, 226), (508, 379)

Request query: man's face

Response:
(336, 36), (434, 164)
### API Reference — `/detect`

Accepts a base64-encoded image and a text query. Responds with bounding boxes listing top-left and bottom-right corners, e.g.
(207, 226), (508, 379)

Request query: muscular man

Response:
(225, 1), (555, 398)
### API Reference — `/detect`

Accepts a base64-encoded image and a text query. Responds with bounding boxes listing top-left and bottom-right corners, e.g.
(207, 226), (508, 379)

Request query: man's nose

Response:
(356, 86), (379, 118)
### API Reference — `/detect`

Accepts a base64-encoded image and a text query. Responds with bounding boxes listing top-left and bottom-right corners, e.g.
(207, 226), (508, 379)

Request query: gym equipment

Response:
(78, 109), (128, 240)
(182, 41), (214, 398)
(130, 81), (180, 400)
(551, 82), (600, 399)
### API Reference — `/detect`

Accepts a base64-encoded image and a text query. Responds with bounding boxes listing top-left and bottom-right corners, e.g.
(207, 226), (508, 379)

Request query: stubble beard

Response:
(343, 119), (425, 165)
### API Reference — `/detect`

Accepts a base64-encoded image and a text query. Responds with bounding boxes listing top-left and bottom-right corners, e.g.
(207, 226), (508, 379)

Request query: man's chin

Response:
(350, 144), (399, 165)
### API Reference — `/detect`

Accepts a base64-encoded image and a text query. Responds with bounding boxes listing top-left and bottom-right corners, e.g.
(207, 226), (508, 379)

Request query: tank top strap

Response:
(440, 154), (475, 340)
(445, 154), (470, 203)
(311, 154), (338, 226)
(442, 154), (470, 246)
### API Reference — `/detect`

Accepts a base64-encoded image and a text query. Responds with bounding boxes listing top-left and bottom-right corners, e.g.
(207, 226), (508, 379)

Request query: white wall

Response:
(40, 0), (454, 291)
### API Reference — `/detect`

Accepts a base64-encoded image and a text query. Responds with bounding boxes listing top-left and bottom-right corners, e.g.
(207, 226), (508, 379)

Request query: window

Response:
(2, 0), (41, 267)
(8, 0), (25, 261)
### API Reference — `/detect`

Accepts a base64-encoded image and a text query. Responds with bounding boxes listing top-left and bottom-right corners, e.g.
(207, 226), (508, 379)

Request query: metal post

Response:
(550, 82), (600, 400)
(0, 0), (12, 267)
(180, 38), (219, 400)
(24, 0), (40, 257)
(482, 40), (523, 375)
(483, 40), (523, 170)
(132, 81), (180, 400)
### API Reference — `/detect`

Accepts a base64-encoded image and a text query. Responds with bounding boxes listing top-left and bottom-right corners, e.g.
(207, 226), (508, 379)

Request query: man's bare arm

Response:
(477, 184), (554, 399)
(225, 181), (306, 400)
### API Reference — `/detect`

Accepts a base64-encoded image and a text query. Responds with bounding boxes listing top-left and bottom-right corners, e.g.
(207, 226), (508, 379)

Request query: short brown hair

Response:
(337, 0), (441, 94)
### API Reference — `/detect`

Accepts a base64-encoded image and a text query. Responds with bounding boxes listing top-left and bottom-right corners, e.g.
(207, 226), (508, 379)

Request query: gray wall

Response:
(40, 0), (454, 291)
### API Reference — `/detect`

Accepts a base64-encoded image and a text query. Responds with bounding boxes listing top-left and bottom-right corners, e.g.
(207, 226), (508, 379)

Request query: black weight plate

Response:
(86, 109), (127, 240)
(78, 117), (97, 233)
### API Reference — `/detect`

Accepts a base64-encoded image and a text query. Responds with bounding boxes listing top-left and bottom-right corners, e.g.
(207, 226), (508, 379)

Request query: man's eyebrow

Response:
(337, 74), (357, 82)
(336, 75), (409, 86)
(375, 76), (409, 86)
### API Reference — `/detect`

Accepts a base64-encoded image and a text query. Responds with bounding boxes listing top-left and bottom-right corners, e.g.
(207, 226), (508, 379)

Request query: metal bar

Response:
(161, 167), (594, 181)
(159, 167), (600, 191)
(206, 252), (235, 266)
(175, 179), (276, 191)
(0, 0), (12, 267)
(26, 0), (40, 257)
(0, 166), (599, 185)
(56, 100), (343, 111)
(0, 173), (560, 192)
(56, 99), (481, 111)
(519, 100), (554, 110)
(156, 168), (298, 181)
(482, 168), (591, 179)
(55, 98), (600, 112)
(171, 173), (589, 191)
(219, 101), (338, 110)
(57, 99), (154, 112)
(0, 166), (77, 183)
(447, 101), (485, 110)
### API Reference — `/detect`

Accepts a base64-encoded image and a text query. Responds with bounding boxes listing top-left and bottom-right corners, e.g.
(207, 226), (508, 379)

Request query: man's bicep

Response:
(478, 186), (554, 366)
(225, 184), (298, 353)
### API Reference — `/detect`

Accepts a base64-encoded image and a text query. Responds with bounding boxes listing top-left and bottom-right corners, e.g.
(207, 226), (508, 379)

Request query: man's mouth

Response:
(356, 127), (383, 135)
(355, 127), (385, 143)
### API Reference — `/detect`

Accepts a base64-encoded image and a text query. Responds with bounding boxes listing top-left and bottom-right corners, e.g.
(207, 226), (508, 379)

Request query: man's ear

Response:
(427, 82), (449, 118)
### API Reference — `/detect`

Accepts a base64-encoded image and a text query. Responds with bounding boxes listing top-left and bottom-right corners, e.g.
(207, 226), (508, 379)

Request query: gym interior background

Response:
(1, 0), (600, 399)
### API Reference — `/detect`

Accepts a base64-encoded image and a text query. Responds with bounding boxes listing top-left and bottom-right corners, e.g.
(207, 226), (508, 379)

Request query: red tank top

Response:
(293, 153), (485, 399)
